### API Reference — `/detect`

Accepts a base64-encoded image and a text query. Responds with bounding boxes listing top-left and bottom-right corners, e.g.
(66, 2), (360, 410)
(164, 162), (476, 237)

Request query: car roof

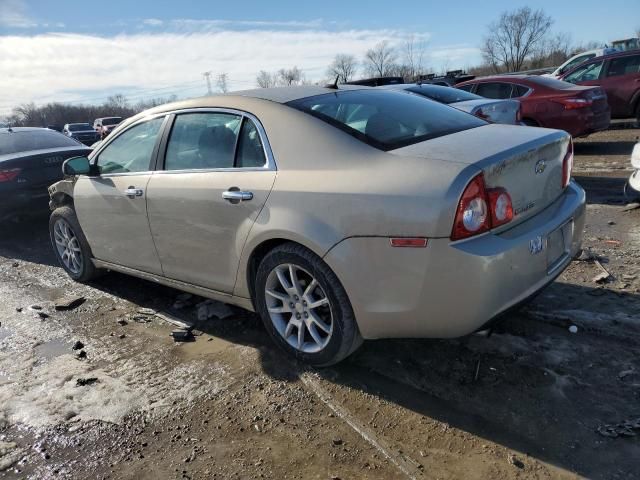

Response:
(231, 85), (369, 103)
(0, 127), (54, 134)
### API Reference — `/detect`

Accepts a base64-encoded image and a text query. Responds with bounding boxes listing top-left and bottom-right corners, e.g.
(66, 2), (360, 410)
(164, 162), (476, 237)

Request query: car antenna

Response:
(327, 75), (340, 90)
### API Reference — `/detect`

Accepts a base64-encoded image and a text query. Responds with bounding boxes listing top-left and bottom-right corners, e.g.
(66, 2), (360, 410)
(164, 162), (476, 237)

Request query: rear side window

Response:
(606, 55), (640, 77)
(475, 82), (513, 99)
(165, 113), (241, 170)
(287, 90), (485, 151)
(236, 119), (267, 168)
(512, 85), (530, 97)
(0, 129), (80, 155)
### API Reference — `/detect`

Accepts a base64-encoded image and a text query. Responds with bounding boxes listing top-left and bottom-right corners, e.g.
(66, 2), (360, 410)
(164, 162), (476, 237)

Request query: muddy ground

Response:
(1, 125), (639, 480)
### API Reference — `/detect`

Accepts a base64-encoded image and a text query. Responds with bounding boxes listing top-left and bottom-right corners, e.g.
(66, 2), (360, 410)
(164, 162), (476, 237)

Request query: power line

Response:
(202, 71), (213, 95)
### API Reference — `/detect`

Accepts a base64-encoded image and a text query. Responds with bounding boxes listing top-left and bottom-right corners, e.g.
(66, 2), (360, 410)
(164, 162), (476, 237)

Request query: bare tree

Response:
(216, 73), (229, 93)
(276, 66), (305, 86)
(327, 54), (358, 83)
(482, 7), (553, 73)
(530, 32), (572, 68)
(106, 94), (128, 109)
(363, 41), (398, 77)
(402, 36), (427, 80)
(256, 70), (276, 88)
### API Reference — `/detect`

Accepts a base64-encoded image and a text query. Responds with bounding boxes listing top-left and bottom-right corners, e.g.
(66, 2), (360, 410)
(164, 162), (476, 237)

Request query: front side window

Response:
(564, 61), (604, 83)
(165, 113), (242, 170)
(287, 89), (485, 151)
(606, 55), (640, 77)
(97, 117), (164, 174)
(475, 82), (513, 99)
(560, 54), (595, 74)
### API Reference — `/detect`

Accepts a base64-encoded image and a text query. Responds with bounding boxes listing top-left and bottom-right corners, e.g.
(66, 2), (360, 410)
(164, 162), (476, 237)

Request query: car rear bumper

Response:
(323, 180), (586, 339)
(561, 107), (610, 137)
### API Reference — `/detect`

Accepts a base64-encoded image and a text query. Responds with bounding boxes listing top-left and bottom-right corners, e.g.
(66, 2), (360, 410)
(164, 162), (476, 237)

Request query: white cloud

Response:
(142, 18), (163, 27)
(0, 0), (36, 28)
(0, 28), (481, 116)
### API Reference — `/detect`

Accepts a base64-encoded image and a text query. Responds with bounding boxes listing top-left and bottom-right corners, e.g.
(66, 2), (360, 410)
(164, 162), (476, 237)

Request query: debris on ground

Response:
(170, 329), (195, 342)
(597, 418), (640, 438)
(508, 454), (525, 469)
(53, 295), (85, 311)
(154, 310), (194, 330)
(76, 377), (99, 387)
(172, 293), (195, 310)
(72, 341), (84, 350)
(136, 307), (156, 315)
(28, 304), (42, 311)
(116, 318), (128, 326)
(196, 300), (234, 321)
(568, 325), (578, 333)
(36, 311), (49, 320)
(0, 441), (23, 472)
(593, 258), (614, 283)
(622, 202), (640, 212)
(76, 350), (87, 360)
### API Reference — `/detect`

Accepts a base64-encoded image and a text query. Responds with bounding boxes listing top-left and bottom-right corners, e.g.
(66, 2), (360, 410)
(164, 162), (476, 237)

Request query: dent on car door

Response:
(73, 116), (167, 274)
(146, 111), (276, 293)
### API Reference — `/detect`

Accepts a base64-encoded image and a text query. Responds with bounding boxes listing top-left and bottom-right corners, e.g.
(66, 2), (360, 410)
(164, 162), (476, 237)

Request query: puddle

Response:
(34, 338), (72, 363)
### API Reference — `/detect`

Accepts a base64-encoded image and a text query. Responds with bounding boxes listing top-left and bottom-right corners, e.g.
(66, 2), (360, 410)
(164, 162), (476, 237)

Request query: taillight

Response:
(451, 173), (514, 240)
(0, 168), (21, 182)
(562, 138), (574, 188)
(553, 97), (593, 110)
(474, 108), (490, 121)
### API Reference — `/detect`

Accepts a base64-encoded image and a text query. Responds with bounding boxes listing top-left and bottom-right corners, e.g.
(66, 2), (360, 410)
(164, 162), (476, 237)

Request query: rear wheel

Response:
(49, 206), (99, 282)
(255, 243), (362, 366)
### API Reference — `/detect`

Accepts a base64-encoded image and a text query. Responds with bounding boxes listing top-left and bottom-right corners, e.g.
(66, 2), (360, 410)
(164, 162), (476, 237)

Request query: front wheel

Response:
(49, 206), (99, 282)
(255, 243), (362, 366)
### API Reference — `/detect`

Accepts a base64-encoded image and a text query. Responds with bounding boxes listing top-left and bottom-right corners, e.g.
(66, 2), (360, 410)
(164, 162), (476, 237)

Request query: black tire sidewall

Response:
(255, 244), (360, 367)
(49, 206), (96, 282)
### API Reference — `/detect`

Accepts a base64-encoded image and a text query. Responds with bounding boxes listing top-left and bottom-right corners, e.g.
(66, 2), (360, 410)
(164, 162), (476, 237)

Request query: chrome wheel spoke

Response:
(53, 219), (82, 275)
(307, 297), (329, 310)
(266, 289), (288, 302)
(309, 311), (331, 334)
(297, 320), (305, 349)
(268, 304), (292, 314)
(305, 319), (323, 346)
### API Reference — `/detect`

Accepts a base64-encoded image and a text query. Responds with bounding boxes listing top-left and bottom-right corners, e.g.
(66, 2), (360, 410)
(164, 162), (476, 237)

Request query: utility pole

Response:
(202, 71), (213, 95)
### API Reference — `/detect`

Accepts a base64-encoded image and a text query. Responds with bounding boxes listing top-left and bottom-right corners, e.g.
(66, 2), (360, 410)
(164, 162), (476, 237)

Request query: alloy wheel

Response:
(53, 219), (83, 275)
(264, 263), (333, 353)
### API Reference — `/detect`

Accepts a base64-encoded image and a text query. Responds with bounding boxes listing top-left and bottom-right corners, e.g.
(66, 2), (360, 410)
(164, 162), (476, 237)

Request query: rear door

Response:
(146, 110), (276, 293)
(600, 54), (640, 116)
(74, 116), (167, 274)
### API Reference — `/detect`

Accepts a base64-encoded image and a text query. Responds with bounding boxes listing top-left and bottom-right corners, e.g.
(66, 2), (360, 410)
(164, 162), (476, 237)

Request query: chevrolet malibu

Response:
(48, 86), (586, 366)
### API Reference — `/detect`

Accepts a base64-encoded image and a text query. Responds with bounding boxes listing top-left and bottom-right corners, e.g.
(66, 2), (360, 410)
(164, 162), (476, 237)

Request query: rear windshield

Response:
(0, 130), (80, 155)
(287, 89), (485, 151)
(68, 123), (93, 131)
(407, 84), (482, 104)
(102, 118), (122, 125)
(526, 76), (578, 90)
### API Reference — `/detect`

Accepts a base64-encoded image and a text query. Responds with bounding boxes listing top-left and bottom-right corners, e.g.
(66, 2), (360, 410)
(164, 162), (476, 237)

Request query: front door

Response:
(601, 54), (640, 117)
(146, 111), (276, 293)
(74, 116), (166, 275)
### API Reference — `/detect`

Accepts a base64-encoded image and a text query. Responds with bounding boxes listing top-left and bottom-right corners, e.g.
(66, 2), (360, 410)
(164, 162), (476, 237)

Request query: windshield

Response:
(287, 89), (485, 151)
(68, 123), (93, 131)
(406, 84), (482, 104)
(102, 117), (122, 126)
(0, 130), (81, 155)
(526, 76), (579, 89)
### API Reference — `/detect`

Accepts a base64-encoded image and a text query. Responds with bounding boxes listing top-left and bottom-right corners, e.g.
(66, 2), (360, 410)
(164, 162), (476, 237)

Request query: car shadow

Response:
(0, 213), (58, 267)
(574, 175), (628, 205)
(574, 140), (636, 156)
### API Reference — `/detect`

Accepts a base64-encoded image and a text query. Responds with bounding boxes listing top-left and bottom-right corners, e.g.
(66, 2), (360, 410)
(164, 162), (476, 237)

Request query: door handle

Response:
(222, 190), (253, 202)
(124, 187), (144, 198)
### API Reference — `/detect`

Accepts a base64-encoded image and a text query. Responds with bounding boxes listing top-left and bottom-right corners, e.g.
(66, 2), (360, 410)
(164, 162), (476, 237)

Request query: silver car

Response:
(382, 83), (521, 124)
(49, 86), (585, 366)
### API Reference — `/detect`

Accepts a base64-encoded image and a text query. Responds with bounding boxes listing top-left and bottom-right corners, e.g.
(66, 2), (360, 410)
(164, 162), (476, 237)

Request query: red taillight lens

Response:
(554, 97), (593, 110)
(562, 138), (574, 188)
(0, 168), (21, 182)
(451, 174), (514, 240)
(487, 188), (513, 227)
(474, 108), (490, 121)
(451, 174), (490, 240)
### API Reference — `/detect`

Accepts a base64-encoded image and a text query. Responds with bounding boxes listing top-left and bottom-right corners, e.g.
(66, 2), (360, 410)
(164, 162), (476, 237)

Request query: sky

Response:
(0, 0), (638, 117)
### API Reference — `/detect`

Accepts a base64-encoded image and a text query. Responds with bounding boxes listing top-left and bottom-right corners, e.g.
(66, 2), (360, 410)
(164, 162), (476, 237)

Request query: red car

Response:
(456, 75), (610, 137)
(559, 50), (640, 121)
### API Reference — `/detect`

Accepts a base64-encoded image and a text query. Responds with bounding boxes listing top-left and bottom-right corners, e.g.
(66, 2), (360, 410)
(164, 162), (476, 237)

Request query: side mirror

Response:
(62, 156), (93, 176)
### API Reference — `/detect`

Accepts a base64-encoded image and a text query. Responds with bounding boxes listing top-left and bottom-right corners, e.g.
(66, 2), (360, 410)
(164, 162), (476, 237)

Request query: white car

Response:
(544, 48), (618, 79)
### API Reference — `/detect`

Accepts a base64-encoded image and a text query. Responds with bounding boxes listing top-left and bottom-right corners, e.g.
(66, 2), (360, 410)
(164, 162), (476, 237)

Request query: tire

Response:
(255, 242), (363, 367)
(49, 206), (99, 282)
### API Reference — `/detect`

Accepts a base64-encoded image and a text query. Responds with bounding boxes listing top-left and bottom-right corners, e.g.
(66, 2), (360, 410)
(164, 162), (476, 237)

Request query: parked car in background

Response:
(344, 76), (403, 87)
(48, 86), (584, 366)
(560, 50), (640, 121)
(93, 116), (123, 139)
(456, 75), (610, 137)
(417, 70), (476, 86)
(381, 83), (521, 124)
(544, 47), (619, 79)
(63, 123), (101, 145)
(0, 127), (91, 222)
(47, 124), (63, 132)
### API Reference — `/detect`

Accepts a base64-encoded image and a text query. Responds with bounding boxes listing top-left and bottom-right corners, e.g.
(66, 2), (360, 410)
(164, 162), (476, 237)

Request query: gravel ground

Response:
(0, 125), (639, 480)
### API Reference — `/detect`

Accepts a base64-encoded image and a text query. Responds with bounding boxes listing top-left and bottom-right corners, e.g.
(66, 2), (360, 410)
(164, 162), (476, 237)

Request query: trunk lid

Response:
(392, 124), (570, 229)
(0, 147), (91, 188)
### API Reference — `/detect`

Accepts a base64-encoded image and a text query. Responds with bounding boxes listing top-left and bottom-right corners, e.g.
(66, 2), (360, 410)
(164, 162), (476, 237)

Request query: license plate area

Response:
(546, 220), (573, 274)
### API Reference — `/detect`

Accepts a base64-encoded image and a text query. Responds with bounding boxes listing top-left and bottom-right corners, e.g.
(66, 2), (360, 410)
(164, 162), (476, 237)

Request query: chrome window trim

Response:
(159, 107), (277, 172)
